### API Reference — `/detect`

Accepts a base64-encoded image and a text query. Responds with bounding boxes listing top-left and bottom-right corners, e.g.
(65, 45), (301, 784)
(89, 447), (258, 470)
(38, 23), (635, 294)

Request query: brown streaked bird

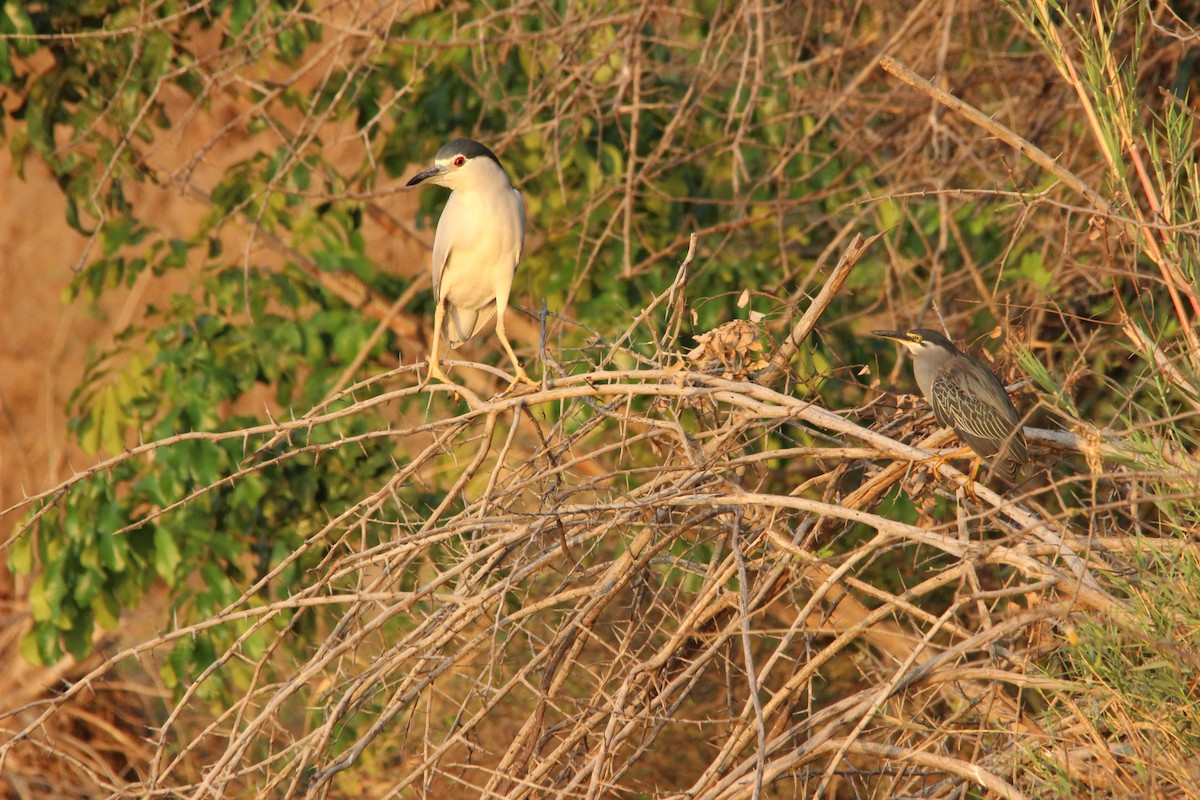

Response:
(874, 328), (1028, 485)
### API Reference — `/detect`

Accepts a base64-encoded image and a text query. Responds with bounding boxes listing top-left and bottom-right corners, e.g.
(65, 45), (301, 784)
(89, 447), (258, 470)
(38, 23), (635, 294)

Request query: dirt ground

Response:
(0, 150), (93, 517)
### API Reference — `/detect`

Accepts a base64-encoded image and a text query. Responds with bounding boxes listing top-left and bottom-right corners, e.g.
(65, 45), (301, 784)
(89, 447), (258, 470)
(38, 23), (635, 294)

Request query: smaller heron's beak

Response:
(872, 329), (922, 354)
(405, 164), (447, 187)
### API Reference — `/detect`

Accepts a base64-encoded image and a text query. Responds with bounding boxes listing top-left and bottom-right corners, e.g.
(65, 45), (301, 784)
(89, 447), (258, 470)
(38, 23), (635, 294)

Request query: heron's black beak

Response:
(405, 164), (447, 187)
(871, 330), (908, 342)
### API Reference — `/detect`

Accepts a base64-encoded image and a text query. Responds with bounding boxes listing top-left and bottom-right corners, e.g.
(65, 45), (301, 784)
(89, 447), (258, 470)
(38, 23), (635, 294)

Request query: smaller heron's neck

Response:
(912, 350), (951, 399)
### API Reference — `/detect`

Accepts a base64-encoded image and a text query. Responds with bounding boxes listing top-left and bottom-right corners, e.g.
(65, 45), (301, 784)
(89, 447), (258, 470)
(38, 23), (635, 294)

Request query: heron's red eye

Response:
(454, 156), (466, 167)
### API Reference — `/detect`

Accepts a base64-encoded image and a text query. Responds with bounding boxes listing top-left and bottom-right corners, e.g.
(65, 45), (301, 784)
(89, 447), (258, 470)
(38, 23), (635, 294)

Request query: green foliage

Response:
(1049, 542), (1200, 764)
(14, 257), (408, 666)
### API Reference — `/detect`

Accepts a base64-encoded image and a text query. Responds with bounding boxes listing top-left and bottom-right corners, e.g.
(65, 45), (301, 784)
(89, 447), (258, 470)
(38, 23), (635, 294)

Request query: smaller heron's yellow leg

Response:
(913, 446), (983, 501)
(915, 446), (973, 475)
(959, 458), (982, 503)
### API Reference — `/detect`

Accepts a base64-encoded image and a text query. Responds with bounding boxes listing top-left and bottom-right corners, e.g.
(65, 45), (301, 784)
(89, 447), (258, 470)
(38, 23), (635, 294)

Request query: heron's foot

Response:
(499, 368), (538, 395)
(961, 458), (983, 503)
(956, 474), (981, 503)
(915, 446), (972, 476)
(916, 452), (951, 475)
(512, 369), (537, 387)
(912, 447), (983, 502)
(423, 362), (451, 386)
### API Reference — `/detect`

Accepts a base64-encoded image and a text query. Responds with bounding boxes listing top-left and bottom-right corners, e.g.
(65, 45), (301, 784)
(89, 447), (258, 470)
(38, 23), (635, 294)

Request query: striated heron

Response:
(874, 328), (1028, 486)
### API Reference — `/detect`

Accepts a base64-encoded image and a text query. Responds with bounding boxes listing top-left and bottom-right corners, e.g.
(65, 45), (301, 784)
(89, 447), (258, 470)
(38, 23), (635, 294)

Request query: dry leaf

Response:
(686, 318), (769, 380)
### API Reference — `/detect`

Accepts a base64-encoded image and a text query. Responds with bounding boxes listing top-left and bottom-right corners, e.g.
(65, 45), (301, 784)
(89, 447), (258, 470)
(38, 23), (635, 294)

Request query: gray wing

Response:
(931, 360), (1027, 482)
(431, 192), (458, 300)
(514, 186), (526, 267)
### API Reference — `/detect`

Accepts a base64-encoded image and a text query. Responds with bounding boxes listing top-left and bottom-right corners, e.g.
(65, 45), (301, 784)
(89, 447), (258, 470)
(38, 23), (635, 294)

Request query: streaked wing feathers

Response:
(931, 359), (1027, 482)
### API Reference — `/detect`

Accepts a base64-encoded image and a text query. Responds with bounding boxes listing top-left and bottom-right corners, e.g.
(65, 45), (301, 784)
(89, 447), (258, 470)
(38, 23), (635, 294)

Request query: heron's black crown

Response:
(436, 138), (503, 169)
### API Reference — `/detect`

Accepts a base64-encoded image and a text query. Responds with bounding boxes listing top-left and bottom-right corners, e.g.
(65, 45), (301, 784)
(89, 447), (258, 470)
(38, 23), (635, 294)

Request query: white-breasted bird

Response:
(406, 137), (531, 384)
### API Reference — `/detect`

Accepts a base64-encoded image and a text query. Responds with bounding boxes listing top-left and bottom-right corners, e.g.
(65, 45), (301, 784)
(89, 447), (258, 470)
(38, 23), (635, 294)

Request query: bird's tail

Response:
(989, 431), (1029, 484)
(989, 456), (1023, 484)
(444, 305), (497, 349)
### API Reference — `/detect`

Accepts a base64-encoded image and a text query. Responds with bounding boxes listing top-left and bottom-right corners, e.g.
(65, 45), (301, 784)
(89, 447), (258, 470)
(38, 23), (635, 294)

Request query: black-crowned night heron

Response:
(874, 328), (1028, 485)
(406, 138), (531, 385)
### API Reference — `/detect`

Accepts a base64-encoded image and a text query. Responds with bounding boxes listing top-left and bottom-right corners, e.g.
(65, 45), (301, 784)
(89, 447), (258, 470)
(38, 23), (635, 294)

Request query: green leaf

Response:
(63, 607), (95, 661)
(229, 0), (257, 34)
(1013, 341), (1051, 392)
(79, 408), (101, 454)
(2, 3), (37, 57)
(29, 574), (52, 622)
(19, 631), (45, 667)
(154, 527), (183, 584)
(94, 591), (121, 631)
(96, 525), (127, 571)
(162, 639), (195, 689)
(877, 198), (901, 231)
(1017, 251), (1052, 291)
(72, 567), (102, 607)
(10, 533), (32, 574)
(189, 440), (222, 485)
(36, 624), (62, 663)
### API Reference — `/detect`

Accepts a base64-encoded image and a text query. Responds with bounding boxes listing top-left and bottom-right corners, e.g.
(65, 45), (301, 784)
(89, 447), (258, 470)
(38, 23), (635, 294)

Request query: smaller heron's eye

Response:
(454, 156), (466, 167)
